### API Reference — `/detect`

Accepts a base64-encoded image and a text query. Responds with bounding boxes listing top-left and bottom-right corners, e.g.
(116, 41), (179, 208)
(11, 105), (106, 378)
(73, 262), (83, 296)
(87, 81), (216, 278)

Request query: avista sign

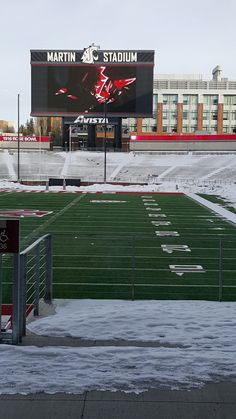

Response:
(74, 116), (109, 124)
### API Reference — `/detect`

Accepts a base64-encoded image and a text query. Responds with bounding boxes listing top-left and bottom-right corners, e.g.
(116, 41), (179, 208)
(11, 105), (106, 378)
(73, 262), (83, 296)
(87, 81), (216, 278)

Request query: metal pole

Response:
(218, 237), (223, 302)
(12, 253), (21, 344)
(69, 125), (72, 154)
(17, 93), (20, 182)
(34, 245), (40, 316)
(39, 125), (42, 181)
(0, 255), (2, 340)
(104, 100), (107, 183)
(45, 235), (53, 303)
(20, 253), (27, 337)
(131, 236), (135, 301)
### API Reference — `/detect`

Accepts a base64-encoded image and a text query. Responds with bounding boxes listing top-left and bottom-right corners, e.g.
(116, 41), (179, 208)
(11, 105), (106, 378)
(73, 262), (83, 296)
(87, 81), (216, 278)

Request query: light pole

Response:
(69, 124), (72, 162)
(39, 124), (42, 180)
(103, 100), (107, 183)
(17, 94), (20, 182)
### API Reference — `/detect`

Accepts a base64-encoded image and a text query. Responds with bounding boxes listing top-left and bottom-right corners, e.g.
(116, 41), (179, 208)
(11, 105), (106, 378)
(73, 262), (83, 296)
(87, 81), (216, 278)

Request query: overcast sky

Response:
(0, 0), (235, 126)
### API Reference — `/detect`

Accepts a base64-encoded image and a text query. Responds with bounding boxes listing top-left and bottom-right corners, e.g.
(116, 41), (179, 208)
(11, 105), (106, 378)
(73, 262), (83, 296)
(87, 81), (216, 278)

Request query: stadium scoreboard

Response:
(31, 45), (154, 117)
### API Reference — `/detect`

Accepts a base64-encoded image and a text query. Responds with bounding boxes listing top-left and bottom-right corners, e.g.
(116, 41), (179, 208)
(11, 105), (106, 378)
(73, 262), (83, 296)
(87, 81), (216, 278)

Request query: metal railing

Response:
(1, 234), (52, 345)
(50, 233), (236, 303)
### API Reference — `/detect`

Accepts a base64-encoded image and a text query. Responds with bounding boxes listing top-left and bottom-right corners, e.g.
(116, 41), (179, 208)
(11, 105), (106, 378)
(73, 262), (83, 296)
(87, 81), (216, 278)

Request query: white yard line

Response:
(52, 282), (236, 288)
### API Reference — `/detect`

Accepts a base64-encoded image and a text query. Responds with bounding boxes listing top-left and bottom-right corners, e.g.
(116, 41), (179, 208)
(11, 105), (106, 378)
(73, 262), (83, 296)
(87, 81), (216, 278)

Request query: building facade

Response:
(0, 120), (15, 133)
(124, 66), (236, 137)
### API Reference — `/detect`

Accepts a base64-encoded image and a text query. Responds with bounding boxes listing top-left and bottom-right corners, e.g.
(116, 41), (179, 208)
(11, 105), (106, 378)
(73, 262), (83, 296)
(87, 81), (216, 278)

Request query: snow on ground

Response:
(1, 151), (236, 395)
(1, 299), (236, 394)
(28, 299), (236, 345)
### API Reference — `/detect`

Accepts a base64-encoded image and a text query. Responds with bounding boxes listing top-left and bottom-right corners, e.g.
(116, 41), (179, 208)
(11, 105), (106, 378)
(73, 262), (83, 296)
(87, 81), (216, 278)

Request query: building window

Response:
(163, 112), (168, 120)
(183, 95), (198, 106)
(211, 112), (218, 121)
(203, 111), (210, 120)
(224, 96), (236, 106)
(209, 125), (217, 133)
(190, 112), (198, 120)
(163, 95), (178, 105)
(153, 94), (158, 114)
(231, 111), (236, 120)
(223, 111), (229, 120)
(183, 111), (188, 119)
(203, 95), (218, 105)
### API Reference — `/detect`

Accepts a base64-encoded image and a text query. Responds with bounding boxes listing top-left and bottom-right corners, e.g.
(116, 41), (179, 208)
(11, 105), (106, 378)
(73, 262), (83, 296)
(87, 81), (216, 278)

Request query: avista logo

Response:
(74, 116), (109, 124)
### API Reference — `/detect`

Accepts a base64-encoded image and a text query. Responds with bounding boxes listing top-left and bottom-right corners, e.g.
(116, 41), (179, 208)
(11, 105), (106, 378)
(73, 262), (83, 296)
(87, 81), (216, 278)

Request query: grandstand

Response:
(1, 149), (236, 184)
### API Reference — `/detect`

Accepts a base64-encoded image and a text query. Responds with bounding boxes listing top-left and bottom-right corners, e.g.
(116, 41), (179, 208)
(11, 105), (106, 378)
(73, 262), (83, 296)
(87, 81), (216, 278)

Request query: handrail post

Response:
(20, 253), (27, 336)
(12, 253), (21, 344)
(218, 237), (223, 302)
(131, 236), (135, 301)
(34, 245), (40, 316)
(0, 255), (2, 341)
(45, 235), (53, 303)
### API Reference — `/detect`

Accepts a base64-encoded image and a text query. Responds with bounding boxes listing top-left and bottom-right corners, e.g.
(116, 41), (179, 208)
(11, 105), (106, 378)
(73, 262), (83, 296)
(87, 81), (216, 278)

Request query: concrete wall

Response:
(130, 141), (236, 152)
(0, 142), (50, 150)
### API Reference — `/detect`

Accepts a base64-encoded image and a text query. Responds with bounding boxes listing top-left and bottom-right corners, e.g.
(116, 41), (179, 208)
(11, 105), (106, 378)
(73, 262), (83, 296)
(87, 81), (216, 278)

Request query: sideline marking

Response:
(151, 221), (171, 226)
(169, 264), (205, 276)
(155, 231), (179, 237)
(144, 203), (159, 206)
(148, 214), (166, 218)
(146, 207), (161, 211)
(90, 200), (126, 203)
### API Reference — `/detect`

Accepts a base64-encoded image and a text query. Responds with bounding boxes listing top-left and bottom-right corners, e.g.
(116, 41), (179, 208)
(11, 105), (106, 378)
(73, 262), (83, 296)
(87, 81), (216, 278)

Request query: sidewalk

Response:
(1, 301), (235, 418)
(0, 382), (236, 419)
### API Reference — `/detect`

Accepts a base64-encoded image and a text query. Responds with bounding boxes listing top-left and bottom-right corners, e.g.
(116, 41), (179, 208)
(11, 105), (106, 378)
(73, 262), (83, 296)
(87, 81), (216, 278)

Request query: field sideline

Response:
(0, 191), (236, 302)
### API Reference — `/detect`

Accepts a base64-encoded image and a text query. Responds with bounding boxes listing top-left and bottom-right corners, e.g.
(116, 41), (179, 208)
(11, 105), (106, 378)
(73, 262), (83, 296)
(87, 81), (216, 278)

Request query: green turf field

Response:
(0, 191), (236, 301)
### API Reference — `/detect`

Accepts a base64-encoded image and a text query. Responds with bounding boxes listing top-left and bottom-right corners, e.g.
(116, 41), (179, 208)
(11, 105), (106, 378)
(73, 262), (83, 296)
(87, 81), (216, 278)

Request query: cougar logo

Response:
(81, 44), (99, 64)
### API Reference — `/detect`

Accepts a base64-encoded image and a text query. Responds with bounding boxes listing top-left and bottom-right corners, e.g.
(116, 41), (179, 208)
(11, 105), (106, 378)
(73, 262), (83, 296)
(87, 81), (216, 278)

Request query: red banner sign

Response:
(0, 220), (19, 253)
(0, 135), (50, 143)
(130, 134), (236, 141)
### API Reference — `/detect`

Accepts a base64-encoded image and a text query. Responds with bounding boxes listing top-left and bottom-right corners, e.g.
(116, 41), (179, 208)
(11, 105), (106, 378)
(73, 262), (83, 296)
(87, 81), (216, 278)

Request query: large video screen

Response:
(31, 65), (153, 117)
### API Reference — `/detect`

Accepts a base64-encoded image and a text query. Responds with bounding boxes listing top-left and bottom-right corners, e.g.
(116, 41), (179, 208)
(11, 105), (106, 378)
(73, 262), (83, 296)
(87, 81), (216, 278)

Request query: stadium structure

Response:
(2, 59), (236, 151)
(129, 66), (236, 151)
(50, 65), (236, 152)
(1, 47), (236, 346)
